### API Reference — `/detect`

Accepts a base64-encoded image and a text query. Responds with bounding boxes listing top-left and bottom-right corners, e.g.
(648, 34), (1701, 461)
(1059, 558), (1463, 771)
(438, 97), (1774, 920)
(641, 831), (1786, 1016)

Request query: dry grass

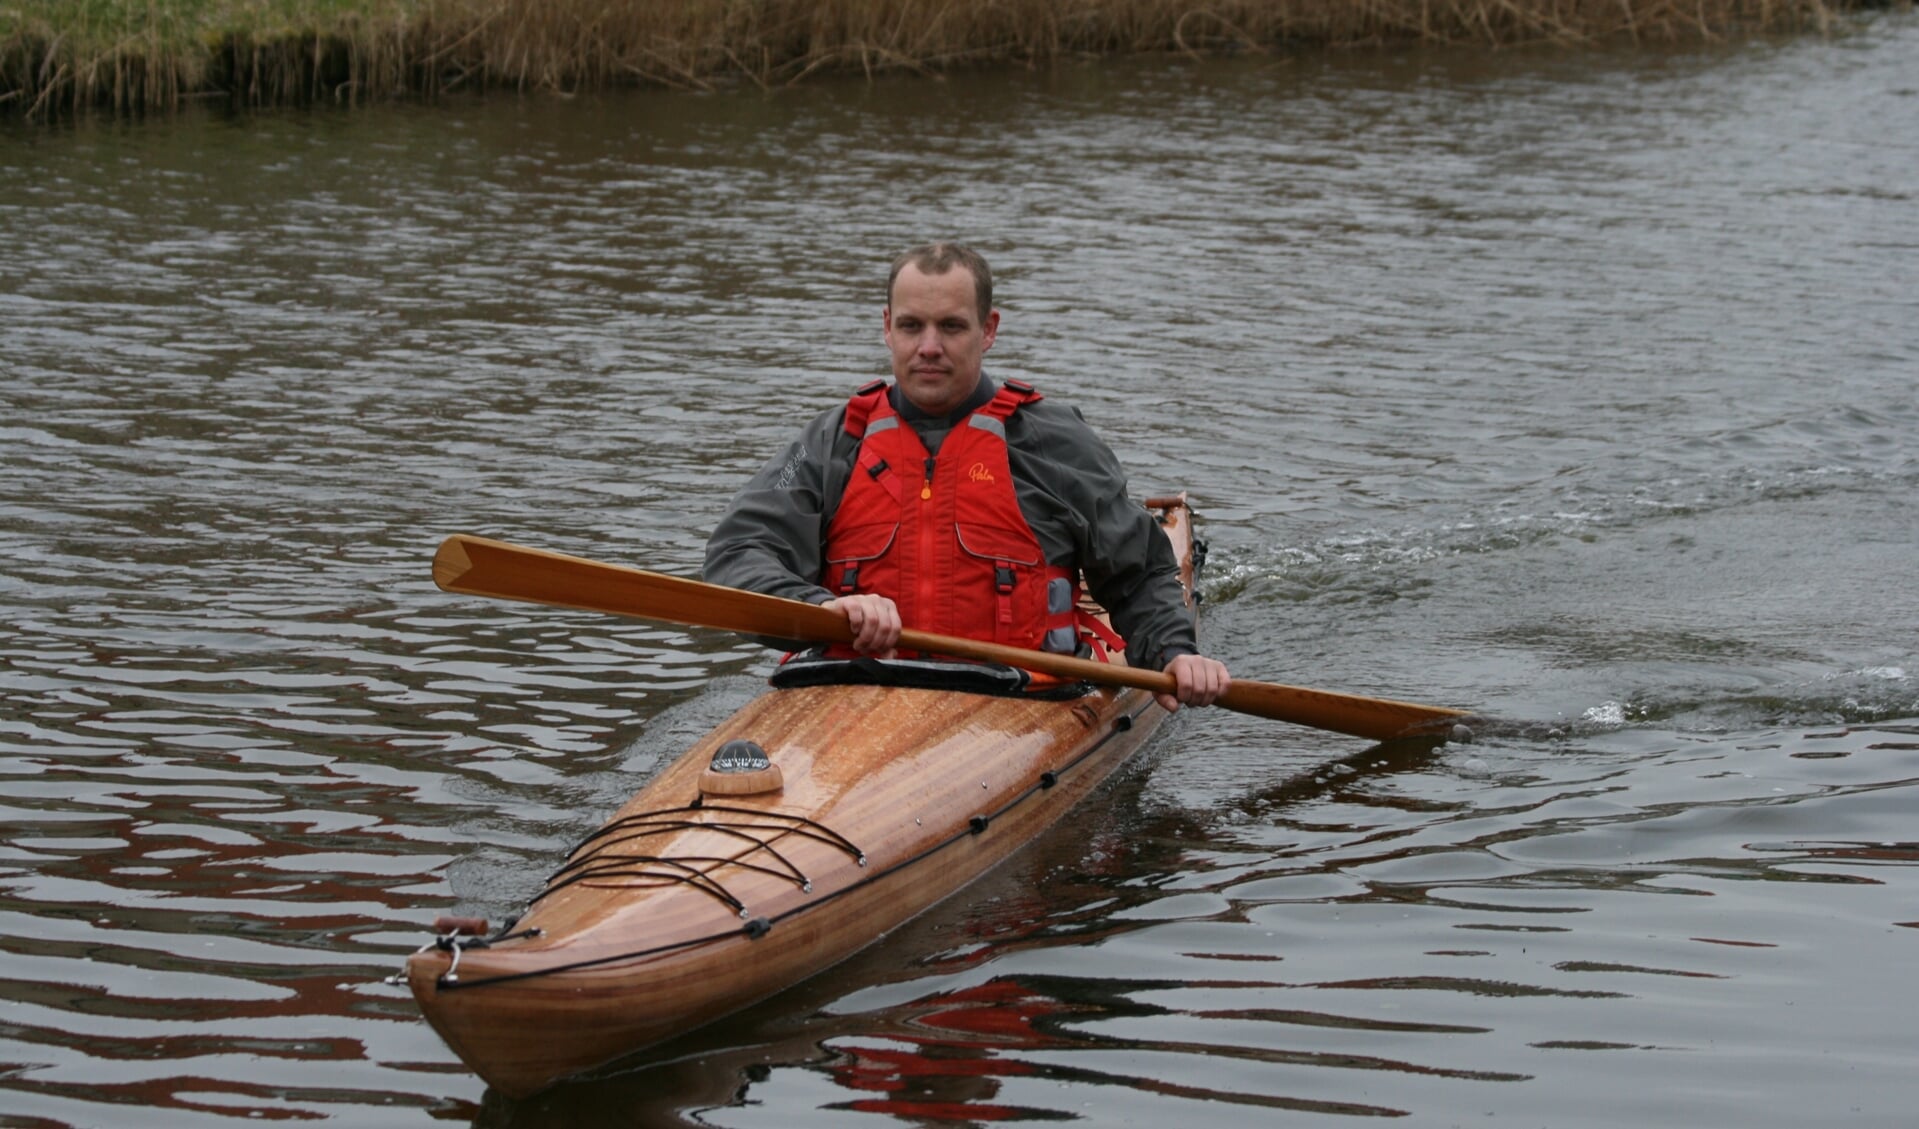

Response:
(1, 0), (418, 115)
(1, 0), (1884, 118)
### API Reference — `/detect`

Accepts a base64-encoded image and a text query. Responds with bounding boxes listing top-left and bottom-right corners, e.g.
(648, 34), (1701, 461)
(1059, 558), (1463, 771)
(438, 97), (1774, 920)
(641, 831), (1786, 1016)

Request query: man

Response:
(704, 243), (1229, 711)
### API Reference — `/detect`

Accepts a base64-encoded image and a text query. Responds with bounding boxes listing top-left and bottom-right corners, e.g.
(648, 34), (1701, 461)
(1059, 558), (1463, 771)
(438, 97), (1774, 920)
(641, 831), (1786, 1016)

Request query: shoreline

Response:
(0, 0), (1894, 119)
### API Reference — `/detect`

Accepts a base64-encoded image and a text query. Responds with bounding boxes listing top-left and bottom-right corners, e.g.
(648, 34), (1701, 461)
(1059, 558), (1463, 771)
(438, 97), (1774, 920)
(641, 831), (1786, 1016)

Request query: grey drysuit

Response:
(702, 377), (1199, 671)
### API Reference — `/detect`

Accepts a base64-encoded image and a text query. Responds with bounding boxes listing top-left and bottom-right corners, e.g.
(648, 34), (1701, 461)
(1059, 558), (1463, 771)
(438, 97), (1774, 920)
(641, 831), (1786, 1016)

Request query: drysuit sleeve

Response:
(1004, 402), (1200, 670)
(702, 407), (855, 647)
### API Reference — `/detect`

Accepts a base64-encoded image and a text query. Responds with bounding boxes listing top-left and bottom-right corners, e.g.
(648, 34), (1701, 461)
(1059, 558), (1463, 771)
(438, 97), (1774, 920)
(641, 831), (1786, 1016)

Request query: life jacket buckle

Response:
(994, 563), (1016, 594)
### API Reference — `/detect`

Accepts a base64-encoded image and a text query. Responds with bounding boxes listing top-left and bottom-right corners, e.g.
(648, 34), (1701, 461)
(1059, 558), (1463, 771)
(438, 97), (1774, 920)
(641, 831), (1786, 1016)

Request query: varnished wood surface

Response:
(408, 499), (1194, 1097)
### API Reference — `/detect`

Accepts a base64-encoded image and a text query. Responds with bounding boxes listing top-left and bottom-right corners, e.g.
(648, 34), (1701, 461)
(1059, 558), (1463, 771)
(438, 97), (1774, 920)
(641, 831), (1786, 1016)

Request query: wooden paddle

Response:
(432, 534), (1470, 742)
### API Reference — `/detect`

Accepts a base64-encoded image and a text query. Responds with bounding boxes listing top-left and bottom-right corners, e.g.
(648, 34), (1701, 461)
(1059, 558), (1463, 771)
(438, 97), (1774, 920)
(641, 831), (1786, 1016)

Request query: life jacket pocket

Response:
(953, 523), (1043, 567)
(824, 522), (898, 594)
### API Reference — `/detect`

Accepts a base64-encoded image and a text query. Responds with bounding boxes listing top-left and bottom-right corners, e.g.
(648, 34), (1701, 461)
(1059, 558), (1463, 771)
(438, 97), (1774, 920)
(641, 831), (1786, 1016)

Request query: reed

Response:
(2, 0), (417, 115)
(1, 0), (1888, 118)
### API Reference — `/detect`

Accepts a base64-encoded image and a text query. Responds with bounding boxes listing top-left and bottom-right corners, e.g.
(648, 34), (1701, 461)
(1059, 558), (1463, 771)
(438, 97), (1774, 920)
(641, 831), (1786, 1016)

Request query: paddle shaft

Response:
(432, 534), (1468, 742)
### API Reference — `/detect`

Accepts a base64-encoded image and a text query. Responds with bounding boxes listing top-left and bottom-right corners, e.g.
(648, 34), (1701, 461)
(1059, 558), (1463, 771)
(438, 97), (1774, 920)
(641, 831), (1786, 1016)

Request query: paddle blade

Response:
(433, 534), (857, 646)
(1217, 681), (1468, 743)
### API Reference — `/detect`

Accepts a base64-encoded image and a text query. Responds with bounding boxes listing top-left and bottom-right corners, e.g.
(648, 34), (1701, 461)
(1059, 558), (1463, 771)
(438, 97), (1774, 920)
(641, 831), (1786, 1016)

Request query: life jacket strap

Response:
(994, 562), (1017, 641)
(976, 379), (1042, 422)
(842, 379), (890, 438)
(1076, 609), (1127, 662)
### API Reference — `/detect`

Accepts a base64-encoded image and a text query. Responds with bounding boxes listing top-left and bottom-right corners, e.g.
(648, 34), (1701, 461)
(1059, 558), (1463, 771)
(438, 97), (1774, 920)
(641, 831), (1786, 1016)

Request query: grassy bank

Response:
(0, 0), (1886, 117)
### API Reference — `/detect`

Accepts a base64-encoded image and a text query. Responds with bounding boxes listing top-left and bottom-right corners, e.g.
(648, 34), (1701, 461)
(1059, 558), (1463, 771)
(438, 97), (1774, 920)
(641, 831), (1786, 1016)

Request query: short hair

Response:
(887, 243), (994, 322)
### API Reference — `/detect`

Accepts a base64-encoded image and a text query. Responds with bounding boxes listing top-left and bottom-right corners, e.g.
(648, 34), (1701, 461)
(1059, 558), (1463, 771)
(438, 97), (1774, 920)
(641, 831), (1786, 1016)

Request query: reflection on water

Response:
(3, 13), (1917, 1127)
(471, 724), (1919, 1128)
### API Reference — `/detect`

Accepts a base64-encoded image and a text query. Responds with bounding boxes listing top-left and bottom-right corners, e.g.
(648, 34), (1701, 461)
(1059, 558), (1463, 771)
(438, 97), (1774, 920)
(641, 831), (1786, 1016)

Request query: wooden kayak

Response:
(405, 496), (1200, 1098)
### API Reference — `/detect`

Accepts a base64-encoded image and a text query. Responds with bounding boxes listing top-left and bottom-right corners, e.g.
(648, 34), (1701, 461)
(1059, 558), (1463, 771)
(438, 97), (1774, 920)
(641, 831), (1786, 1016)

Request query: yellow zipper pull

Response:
(921, 457), (934, 500)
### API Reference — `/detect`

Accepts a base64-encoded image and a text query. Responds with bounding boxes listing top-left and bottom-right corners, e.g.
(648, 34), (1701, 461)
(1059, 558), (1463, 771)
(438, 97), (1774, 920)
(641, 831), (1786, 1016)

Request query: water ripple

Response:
(4, 16), (1919, 1127)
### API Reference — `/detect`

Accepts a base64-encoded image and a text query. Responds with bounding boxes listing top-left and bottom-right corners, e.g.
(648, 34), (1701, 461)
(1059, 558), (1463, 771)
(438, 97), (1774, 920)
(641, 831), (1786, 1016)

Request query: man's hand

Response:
(823, 593), (902, 656)
(1157, 652), (1231, 712)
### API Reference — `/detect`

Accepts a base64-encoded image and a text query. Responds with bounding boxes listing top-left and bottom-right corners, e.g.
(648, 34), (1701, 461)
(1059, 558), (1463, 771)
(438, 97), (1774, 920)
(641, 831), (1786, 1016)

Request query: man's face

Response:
(883, 263), (999, 417)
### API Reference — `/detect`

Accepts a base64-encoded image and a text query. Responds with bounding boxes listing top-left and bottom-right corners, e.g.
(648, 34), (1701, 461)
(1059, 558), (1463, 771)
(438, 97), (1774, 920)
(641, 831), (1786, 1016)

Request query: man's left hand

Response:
(1157, 653), (1231, 712)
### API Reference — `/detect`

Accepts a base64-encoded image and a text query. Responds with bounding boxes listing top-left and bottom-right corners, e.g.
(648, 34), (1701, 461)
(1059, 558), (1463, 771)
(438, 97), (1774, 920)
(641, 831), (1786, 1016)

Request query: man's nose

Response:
(916, 330), (942, 355)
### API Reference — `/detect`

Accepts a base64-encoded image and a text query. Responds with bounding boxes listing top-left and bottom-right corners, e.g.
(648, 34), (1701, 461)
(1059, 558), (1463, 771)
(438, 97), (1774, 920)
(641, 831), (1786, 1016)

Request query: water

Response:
(3, 14), (1917, 1126)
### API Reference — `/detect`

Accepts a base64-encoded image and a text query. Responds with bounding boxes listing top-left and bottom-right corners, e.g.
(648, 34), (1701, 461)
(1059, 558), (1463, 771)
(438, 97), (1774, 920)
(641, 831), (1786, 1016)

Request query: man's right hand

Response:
(822, 593), (902, 656)
(1157, 652), (1231, 712)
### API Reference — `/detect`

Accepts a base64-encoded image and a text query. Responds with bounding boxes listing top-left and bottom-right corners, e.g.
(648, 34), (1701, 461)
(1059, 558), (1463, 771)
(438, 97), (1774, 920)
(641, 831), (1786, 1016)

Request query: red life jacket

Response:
(822, 379), (1120, 660)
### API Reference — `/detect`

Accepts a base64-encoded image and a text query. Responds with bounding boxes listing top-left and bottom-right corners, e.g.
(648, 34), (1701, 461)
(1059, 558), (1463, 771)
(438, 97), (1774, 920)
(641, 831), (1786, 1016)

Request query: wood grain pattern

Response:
(407, 499), (1198, 1097)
